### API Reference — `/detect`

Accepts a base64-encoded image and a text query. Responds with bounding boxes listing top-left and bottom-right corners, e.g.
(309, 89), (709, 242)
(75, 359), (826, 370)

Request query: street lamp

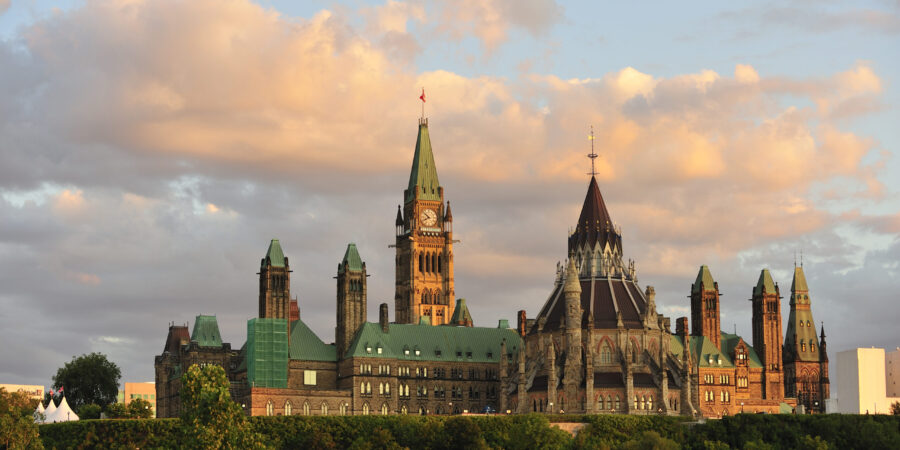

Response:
(741, 402), (744, 414)
(548, 402), (553, 414)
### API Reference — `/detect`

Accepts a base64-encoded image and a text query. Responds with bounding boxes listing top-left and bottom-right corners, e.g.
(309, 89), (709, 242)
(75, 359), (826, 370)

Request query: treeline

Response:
(39, 413), (900, 449)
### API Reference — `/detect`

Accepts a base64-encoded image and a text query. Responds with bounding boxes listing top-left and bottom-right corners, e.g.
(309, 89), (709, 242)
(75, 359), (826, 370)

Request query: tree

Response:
(77, 403), (101, 420)
(104, 402), (128, 419)
(180, 364), (265, 449)
(52, 352), (121, 411)
(0, 387), (43, 449)
(891, 401), (900, 416)
(127, 398), (154, 419)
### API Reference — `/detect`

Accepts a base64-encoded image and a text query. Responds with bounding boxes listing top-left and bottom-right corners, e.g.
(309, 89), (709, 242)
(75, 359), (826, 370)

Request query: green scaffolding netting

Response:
(247, 318), (288, 388)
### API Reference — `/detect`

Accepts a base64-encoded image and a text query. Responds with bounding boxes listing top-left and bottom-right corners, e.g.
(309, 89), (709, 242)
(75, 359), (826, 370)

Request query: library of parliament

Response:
(155, 116), (829, 418)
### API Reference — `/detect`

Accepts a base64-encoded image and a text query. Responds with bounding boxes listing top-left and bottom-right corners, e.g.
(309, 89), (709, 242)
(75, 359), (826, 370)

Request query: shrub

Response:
(76, 404), (101, 420)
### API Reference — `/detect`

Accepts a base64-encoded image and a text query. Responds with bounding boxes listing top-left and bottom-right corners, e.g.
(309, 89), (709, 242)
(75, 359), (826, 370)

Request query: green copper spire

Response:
(263, 239), (286, 268)
(692, 265), (716, 293)
(791, 266), (809, 292)
(753, 268), (776, 296)
(339, 243), (364, 273)
(449, 298), (474, 326)
(406, 119), (441, 203)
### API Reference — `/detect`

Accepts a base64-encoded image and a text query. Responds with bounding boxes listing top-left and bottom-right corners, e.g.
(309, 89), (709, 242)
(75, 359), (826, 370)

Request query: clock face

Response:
(420, 209), (438, 226)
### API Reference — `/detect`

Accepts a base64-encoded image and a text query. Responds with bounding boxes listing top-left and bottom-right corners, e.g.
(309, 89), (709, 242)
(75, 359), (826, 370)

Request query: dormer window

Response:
(415, 348), (421, 356)
(377, 345), (383, 354)
(366, 345), (372, 354)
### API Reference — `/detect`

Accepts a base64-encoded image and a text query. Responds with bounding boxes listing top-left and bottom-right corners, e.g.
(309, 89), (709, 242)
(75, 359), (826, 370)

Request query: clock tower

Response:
(394, 118), (455, 325)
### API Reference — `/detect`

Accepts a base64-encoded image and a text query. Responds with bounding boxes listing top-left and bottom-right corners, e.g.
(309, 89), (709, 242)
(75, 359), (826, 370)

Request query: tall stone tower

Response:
(691, 265), (722, 349)
(336, 243), (367, 359)
(562, 256), (583, 412)
(783, 265), (829, 412)
(751, 268), (784, 400)
(394, 118), (455, 325)
(259, 239), (291, 320)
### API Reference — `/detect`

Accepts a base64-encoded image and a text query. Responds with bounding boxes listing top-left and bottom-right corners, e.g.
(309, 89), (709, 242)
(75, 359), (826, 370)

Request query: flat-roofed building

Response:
(0, 384), (44, 401)
(124, 382), (156, 417)
(836, 348), (900, 414)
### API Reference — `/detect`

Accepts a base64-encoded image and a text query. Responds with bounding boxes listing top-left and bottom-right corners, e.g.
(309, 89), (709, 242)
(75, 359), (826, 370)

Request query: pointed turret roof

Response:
(791, 266), (809, 292)
(395, 205), (403, 226)
(753, 269), (776, 296)
(191, 315), (223, 348)
(692, 265), (716, 293)
(564, 256), (581, 294)
(263, 239), (286, 268)
(449, 298), (473, 327)
(444, 201), (452, 221)
(406, 120), (441, 202)
(339, 243), (364, 273)
(568, 176), (621, 252)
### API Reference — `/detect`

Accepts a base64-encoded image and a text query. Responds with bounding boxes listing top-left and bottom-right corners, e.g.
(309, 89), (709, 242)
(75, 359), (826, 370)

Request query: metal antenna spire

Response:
(800, 249), (804, 268)
(587, 125), (598, 177)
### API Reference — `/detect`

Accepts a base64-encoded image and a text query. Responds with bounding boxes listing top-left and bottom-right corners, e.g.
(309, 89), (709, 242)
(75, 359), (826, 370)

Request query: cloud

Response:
(0, 0), (10, 16)
(0, 0), (894, 393)
(430, 0), (564, 51)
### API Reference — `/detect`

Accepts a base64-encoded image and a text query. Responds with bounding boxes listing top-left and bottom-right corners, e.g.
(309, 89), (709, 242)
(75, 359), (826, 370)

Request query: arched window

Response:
(340, 403), (348, 415)
(303, 401), (310, 416)
(360, 382), (365, 394)
(810, 340), (816, 352)
(367, 382), (372, 394)
(601, 344), (612, 364)
(284, 400), (292, 416)
(401, 405), (408, 414)
(647, 396), (653, 411)
(419, 254), (424, 273)
(379, 383), (384, 395)
(801, 341), (807, 352)
(640, 395), (645, 410)
(615, 396), (621, 410)
(607, 395), (612, 411)
(437, 255), (442, 273)
(599, 395), (605, 410)
(631, 342), (639, 363)
(633, 396), (638, 410)
(266, 400), (274, 416)
(426, 253), (432, 272)
(362, 403), (370, 415)
(321, 402), (328, 415)
(381, 403), (389, 415)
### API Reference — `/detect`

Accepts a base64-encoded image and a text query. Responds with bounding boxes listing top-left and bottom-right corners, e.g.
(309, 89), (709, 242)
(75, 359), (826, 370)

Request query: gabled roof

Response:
(263, 239), (286, 268)
(670, 332), (762, 369)
(753, 269), (776, 296)
(692, 265), (716, 293)
(449, 298), (473, 326)
(406, 120), (441, 202)
(344, 321), (521, 362)
(191, 315), (223, 347)
(289, 319), (337, 362)
(568, 176), (621, 253)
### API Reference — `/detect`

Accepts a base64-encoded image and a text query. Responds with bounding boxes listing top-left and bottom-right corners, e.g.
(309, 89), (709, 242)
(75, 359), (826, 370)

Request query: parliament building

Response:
(155, 116), (829, 418)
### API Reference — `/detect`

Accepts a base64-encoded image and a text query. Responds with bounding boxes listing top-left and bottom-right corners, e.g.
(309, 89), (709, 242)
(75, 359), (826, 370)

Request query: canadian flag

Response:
(58, 386), (64, 394)
(419, 88), (426, 103)
(49, 388), (55, 396)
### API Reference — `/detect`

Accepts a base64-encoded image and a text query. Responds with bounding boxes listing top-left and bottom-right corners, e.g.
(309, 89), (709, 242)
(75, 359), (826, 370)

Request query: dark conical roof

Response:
(568, 176), (621, 252)
(444, 201), (452, 221)
(395, 205), (403, 226)
(406, 120), (441, 203)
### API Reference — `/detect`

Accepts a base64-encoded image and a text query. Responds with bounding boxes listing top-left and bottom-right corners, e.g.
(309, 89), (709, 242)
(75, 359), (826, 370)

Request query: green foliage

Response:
(34, 411), (900, 450)
(76, 404), (101, 420)
(103, 402), (128, 419)
(40, 418), (181, 449)
(617, 430), (679, 450)
(51, 352), (121, 411)
(180, 363), (266, 449)
(891, 401), (900, 415)
(0, 388), (43, 449)
(127, 398), (154, 419)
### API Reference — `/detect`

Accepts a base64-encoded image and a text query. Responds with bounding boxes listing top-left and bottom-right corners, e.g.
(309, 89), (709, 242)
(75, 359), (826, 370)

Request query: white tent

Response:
(33, 400), (45, 423)
(45, 395), (79, 422)
(43, 397), (57, 422)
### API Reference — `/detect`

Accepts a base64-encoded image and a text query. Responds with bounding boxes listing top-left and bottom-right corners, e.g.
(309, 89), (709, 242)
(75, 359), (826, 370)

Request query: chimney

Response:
(379, 303), (389, 333)
(676, 317), (689, 337)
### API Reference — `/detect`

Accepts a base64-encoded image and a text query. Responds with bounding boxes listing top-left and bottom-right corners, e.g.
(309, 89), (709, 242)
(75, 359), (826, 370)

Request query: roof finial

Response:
(587, 125), (598, 177)
(800, 249), (804, 267)
(794, 250), (797, 268)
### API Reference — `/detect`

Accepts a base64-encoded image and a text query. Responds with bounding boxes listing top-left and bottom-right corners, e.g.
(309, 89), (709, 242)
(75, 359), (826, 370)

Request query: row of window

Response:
(266, 400), (349, 417)
(359, 364), (498, 380)
(704, 391), (731, 403)
(702, 374), (731, 385)
(264, 399), (490, 417)
(363, 345), (503, 361)
(418, 253), (444, 275)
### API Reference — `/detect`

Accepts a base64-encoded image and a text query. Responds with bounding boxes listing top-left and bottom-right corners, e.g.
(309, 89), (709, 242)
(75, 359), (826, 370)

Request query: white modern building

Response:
(835, 348), (900, 414)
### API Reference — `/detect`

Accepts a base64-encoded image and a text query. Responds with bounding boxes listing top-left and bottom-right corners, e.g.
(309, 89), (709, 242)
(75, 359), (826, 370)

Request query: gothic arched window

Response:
(284, 400), (292, 416)
(303, 401), (310, 416)
(266, 400), (274, 416)
(321, 402), (328, 415)
(600, 344), (612, 364)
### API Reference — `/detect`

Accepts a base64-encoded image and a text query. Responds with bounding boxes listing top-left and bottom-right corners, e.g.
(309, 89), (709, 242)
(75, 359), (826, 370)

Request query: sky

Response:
(0, 0), (898, 401)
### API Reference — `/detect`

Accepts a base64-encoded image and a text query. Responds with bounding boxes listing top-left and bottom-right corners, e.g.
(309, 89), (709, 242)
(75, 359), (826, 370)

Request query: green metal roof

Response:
(449, 298), (473, 325)
(191, 315), (223, 347)
(339, 243), (364, 274)
(344, 321), (522, 362)
(263, 239), (286, 268)
(406, 121), (441, 203)
(692, 265), (716, 293)
(289, 319), (337, 362)
(790, 266), (809, 292)
(670, 333), (762, 369)
(753, 269), (776, 296)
